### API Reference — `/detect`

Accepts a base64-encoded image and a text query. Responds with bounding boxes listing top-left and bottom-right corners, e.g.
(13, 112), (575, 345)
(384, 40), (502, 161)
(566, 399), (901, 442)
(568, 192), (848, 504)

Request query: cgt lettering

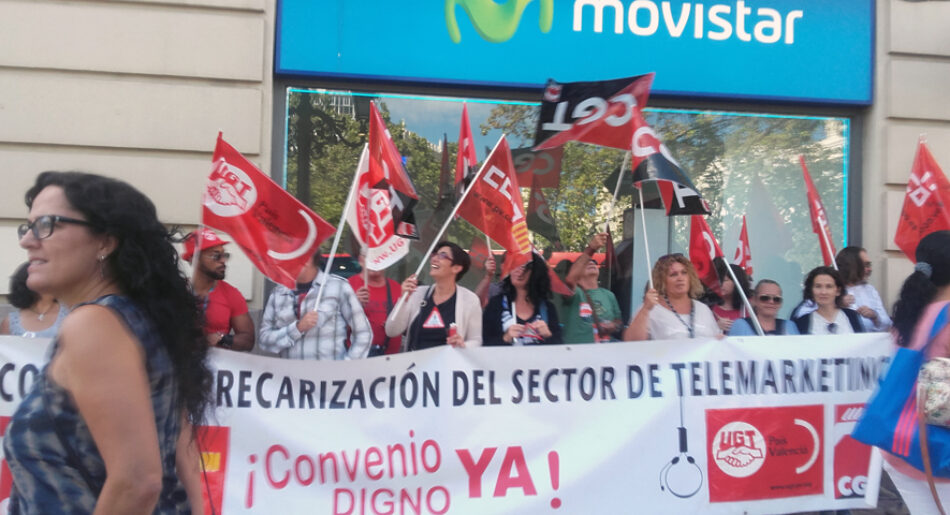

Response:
(573, 0), (803, 44)
(837, 475), (867, 497)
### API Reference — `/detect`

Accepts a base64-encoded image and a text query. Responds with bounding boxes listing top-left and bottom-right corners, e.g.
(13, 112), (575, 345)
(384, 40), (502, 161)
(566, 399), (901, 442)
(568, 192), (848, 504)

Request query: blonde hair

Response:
(652, 254), (704, 298)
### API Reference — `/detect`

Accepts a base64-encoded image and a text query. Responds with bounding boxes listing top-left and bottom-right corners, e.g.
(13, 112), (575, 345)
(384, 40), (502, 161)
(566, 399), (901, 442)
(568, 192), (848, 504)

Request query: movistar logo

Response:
(445, 0), (553, 43)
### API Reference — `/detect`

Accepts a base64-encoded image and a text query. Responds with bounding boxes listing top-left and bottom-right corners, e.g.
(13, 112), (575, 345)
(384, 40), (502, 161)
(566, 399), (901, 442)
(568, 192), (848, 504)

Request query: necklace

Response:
(30, 300), (57, 321)
(664, 295), (695, 338)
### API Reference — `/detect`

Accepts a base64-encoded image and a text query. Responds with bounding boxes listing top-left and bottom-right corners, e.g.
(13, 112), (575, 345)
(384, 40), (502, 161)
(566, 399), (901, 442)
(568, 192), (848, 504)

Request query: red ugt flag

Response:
(456, 135), (532, 277)
(690, 215), (724, 293)
(202, 133), (335, 288)
(345, 145), (410, 271)
(733, 215), (754, 278)
(895, 139), (950, 262)
(800, 156), (837, 266)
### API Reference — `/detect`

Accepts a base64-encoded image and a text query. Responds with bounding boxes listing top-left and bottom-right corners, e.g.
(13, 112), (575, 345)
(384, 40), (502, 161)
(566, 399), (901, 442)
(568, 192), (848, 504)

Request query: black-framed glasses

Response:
(18, 215), (94, 240)
(757, 295), (783, 303)
(431, 251), (454, 263)
(827, 322), (838, 334)
(208, 251), (231, 262)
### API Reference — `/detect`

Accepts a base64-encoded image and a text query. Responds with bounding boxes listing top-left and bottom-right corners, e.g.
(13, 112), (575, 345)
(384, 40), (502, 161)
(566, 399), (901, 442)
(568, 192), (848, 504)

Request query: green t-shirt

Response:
(560, 286), (621, 344)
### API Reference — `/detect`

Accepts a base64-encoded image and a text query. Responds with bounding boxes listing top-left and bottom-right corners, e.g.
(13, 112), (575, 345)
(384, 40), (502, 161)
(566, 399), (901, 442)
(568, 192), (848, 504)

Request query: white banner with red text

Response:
(0, 334), (892, 514)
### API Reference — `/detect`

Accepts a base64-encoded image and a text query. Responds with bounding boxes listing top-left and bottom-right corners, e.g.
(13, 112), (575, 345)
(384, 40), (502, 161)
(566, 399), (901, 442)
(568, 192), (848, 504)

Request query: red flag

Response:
(468, 236), (491, 271)
(345, 146), (410, 271)
(535, 73), (654, 151)
(512, 146), (562, 188)
(689, 215), (724, 292)
(895, 139), (950, 261)
(526, 184), (563, 249)
(800, 156), (837, 266)
(456, 136), (532, 277)
(455, 103), (479, 189)
(368, 102), (419, 238)
(202, 134), (335, 288)
(732, 215), (754, 277)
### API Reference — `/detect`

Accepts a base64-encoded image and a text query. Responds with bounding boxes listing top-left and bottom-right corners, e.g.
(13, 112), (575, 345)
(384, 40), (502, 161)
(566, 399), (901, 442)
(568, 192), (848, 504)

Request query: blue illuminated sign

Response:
(276, 0), (874, 105)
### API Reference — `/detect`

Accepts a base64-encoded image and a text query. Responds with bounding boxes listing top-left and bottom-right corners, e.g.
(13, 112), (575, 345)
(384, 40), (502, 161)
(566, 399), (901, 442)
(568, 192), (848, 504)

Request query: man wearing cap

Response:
(184, 229), (255, 351)
(259, 251), (372, 360)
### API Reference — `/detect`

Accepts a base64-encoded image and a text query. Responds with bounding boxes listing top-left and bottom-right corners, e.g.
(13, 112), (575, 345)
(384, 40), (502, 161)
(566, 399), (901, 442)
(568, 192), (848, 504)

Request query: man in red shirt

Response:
(348, 250), (402, 356)
(183, 229), (255, 351)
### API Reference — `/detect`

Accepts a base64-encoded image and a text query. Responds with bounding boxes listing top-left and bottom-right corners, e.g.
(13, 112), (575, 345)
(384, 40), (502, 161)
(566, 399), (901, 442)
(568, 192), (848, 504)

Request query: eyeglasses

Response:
(827, 322), (838, 334)
(208, 251), (231, 262)
(431, 251), (454, 263)
(757, 295), (783, 303)
(18, 215), (94, 240)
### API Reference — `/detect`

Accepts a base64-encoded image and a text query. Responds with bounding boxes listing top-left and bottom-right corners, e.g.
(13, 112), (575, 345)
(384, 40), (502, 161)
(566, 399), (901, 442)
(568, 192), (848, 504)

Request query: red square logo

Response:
(706, 405), (823, 502)
(197, 425), (230, 514)
(833, 404), (872, 499)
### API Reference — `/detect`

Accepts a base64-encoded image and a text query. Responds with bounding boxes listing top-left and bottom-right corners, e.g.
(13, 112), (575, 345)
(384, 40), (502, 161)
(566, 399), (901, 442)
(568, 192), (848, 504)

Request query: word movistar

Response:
(574, 0), (804, 44)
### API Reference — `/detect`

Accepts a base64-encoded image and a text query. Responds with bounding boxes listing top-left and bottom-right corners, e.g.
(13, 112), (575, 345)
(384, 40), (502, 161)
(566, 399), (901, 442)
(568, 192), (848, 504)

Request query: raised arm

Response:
(566, 233), (607, 289)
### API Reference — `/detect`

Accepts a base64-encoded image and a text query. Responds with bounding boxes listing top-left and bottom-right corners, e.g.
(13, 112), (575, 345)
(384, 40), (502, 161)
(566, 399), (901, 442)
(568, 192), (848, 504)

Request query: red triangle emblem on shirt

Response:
(422, 307), (445, 329)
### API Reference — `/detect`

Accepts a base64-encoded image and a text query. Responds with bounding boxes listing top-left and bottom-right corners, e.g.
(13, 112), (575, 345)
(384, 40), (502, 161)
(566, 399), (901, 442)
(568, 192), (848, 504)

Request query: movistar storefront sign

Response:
(276, 0), (873, 105)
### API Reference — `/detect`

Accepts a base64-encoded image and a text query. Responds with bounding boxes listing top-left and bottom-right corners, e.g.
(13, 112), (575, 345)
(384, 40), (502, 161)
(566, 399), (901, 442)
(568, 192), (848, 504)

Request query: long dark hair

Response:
(25, 171), (211, 425)
(893, 231), (950, 347)
(502, 253), (551, 307)
(802, 266), (847, 308)
(8, 262), (39, 310)
(836, 246), (865, 286)
(715, 259), (752, 308)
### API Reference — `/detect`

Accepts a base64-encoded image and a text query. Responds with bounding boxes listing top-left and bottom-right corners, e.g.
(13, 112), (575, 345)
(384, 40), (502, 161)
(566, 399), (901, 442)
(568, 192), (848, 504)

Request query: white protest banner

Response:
(0, 334), (891, 513)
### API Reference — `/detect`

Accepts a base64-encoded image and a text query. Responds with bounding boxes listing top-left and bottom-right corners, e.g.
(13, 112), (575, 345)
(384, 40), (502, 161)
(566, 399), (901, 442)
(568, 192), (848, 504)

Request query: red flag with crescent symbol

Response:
(800, 156), (837, 266)
(456, 135), (532, 278)
(202, 133), (335, 288)
(689, 215), (724, 293)
(345, 145), (410, 271)
(895, 139), (950, 262)
(733, 215), (754, 278)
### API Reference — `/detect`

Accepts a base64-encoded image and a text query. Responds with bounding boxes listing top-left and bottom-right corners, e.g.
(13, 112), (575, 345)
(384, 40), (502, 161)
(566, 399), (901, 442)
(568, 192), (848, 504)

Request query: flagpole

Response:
(390, 134), (508, 318)
(818, 225), (839, 271)
(722, 263), (763, 336)
(313, 145), (364, 311)
(638, 185), (654, 290)
(604, 151), (631, 234)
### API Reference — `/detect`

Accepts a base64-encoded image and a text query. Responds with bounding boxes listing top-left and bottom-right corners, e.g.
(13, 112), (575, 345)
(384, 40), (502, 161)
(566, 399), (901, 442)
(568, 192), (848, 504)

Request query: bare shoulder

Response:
(57, 304), (141, 357)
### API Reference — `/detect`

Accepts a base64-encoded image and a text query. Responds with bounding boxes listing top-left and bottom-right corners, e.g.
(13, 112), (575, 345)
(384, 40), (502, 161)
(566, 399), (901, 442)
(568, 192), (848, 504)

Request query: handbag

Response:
(921, 357), (950, 427)
(852, 303), (950, 476)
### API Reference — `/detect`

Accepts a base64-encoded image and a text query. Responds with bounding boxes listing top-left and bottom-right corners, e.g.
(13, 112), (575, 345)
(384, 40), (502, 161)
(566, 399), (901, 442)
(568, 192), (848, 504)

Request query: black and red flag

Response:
(368, 101), (419, 239)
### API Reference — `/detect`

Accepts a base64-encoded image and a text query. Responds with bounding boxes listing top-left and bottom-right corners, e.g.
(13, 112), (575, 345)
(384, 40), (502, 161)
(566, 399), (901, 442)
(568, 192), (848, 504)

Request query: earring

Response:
(98, 255), (106, 279)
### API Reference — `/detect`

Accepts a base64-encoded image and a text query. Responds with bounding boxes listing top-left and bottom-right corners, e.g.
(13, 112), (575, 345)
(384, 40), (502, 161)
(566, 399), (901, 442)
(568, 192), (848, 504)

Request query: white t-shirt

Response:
(809, 310), (854, 335)
(647, 300), (721, 340)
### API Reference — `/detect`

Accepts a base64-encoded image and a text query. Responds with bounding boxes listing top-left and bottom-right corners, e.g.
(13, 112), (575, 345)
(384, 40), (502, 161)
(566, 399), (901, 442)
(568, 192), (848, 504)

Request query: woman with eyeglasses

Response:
(727, 280), (800, 336)
(4, 172), (211, 513)
(837, 246), (892, 331)
(792, 266), (865, 335)
(623, 254), (721, 341)
(881, 230), (950, 511)
(385, 241), (482, 351)
(483, 252), (562, 346)
(0, 262), (67, 338)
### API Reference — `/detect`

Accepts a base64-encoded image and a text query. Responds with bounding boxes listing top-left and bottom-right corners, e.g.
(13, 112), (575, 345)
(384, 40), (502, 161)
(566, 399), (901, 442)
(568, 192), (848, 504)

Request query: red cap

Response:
(182, 229), (229, 262)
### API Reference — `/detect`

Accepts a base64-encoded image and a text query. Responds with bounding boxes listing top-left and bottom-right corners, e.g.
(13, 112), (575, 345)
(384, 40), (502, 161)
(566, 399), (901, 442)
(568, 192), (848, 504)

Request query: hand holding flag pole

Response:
(389, 134), (510, 319)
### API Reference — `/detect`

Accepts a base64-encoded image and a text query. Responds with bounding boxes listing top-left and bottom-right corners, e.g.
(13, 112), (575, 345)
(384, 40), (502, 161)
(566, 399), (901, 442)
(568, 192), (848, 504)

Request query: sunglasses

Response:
(757, 295), (783, 303)
(18, 215), (94, 241)
(827, 322), (838, 334)
(208, 251), (231, 262)
(431, 251), (454, 264)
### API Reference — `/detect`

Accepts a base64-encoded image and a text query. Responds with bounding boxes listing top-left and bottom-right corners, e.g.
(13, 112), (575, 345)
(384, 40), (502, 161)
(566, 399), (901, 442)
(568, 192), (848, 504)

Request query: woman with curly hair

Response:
(4, 172), (212, 513)
(792, 266), (865, 335)
(623, 253), (721, 341)
(483, 252), (562, 346)
(881, 230), (950, 510)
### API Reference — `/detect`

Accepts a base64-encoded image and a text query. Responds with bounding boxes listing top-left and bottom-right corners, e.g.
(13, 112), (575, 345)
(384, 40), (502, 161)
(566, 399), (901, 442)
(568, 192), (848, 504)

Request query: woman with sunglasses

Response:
(837, 246), (892, 331)
(792, 266), (865, 335)
(483, 252), (562, 346)
(728, 280), (800, 336)
(623, 254), (721, 341)
(4, 172), (211, 512)
(385, 241), (482, 351)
